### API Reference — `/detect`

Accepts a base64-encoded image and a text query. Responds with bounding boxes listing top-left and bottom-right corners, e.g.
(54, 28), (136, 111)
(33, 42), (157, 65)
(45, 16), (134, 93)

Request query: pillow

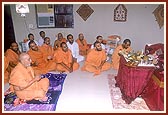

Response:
(155, 48), (163, 56)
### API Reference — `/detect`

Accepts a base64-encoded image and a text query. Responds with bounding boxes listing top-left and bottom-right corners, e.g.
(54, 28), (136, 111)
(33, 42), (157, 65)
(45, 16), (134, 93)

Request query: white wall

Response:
(9, 3), (164, 51)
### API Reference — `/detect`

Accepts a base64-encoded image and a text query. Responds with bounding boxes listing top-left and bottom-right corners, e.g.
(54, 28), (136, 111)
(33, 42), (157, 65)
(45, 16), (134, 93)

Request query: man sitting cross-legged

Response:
(5, 42), (21, 72)
(40, 37), (54, 62)
(9, 53), (49, 102)
(53, 42), (79, 73)
(75, 33), (89, 57)
(27, 40), (56, 75)
(53, 33), (67, 51)
(82, 41), (111, 76)
(67, 34), (85, 63)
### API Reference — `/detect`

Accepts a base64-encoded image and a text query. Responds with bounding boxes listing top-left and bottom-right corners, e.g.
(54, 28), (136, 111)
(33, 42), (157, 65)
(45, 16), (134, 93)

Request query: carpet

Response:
(107, 74), (150, 111)
(4, 73), (67, 111)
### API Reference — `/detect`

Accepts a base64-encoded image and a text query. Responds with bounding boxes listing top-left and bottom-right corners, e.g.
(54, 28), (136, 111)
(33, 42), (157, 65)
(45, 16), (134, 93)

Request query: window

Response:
(36, 4), (74, 28)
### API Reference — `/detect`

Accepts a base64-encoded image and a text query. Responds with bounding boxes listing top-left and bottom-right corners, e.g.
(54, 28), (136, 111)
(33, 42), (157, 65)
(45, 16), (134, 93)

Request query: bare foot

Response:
(13, 98), (20, 106)
(93, 71), (100, 76)
(40, 96), (48, 102)
(93, 73), (99, 76)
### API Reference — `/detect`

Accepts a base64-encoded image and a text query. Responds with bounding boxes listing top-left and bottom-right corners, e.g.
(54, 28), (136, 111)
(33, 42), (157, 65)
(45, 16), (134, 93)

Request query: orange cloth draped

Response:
(9, 63), (49, 100)
(76, 38), (89, 56)
(40, 44), (54, 61)
(27, 48), (56, 75)
(5, 49), (19, 70)
(4, 56), (10, 84)
(82, 49), (111, 75)
(111, 44), (132, 70)
(53, 49), (79, 72)
(53, 38), (67, 50)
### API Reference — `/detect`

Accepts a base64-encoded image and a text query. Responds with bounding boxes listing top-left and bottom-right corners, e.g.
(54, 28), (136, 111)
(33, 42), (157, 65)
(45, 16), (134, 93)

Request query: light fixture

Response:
(16, 4), (29, 17)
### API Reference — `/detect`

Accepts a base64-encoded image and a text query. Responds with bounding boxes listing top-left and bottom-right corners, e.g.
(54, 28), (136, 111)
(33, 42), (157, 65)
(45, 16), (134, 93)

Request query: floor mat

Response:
(4, 73), (67, 111)
(107, 74), (150, 111)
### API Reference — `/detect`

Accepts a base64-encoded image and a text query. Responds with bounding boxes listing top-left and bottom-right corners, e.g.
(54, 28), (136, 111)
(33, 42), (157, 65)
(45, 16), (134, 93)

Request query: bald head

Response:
(19, 53), (32, 67)
(19, 53), (28, 61)
(79, 33), (84, 40)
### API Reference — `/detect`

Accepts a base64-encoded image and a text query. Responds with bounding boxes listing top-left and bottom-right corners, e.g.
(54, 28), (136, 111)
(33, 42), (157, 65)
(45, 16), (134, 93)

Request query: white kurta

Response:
(38, 37), (44, 46)
(91, 43), (106, 50)
(67, 42), (84, 63)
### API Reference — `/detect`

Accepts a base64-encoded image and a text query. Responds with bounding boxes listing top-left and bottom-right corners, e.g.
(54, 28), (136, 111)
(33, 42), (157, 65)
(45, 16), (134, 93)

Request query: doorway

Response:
(4, 5), (15, 52)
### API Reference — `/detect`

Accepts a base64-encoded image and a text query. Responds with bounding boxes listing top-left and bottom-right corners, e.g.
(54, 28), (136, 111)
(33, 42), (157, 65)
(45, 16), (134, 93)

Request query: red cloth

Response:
(115, 55), (155, 104)
(141, 69), (164, 111)
(145, 43), (164, 55)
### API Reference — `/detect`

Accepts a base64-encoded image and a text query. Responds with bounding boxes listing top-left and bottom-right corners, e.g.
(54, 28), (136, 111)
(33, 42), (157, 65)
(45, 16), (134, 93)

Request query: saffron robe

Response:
(76, 38), (89, 56)
(40, 44), (54, 61)
(82, 48), (111, 75)
(27, 48), (56, 75)
(5, 49), (20, 69)
(53, 38), (67, 50)
(9, 63), (49, 100)
(4, 56), (10, 84)
(53, 49), (79, 72)
(111, 44), (132, 70)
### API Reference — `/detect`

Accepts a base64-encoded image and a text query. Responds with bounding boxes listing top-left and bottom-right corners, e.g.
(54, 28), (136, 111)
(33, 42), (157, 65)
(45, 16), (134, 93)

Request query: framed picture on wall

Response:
(55, 4), (74, 28)
(55, 4), (73, 14)
(55, 15), (74, 28)
(114, 4), (127, 22)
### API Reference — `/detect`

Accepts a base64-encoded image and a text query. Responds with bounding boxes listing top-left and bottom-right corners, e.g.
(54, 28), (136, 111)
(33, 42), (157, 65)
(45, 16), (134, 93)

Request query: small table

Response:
(115, 55), (155, 104)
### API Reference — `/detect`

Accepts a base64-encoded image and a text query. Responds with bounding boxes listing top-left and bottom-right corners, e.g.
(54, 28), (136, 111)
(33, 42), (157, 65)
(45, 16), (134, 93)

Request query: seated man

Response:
(25, 33), (39, 52)
(38, 31), (46, 46)
(91, 35), (109, 60)
(27, 40), (56, 75)
(91, 35), (106, 50)
(9, 53), (49, 102)
(53, 33), (67, 51)
(82, 41), (111, 76)
(53, 42), (79, 73)
(67, 34), (85, 62)
(40, 37), (54, 62)
(111, 39), (132, 70)
(4, 56), (10, 84)
(5, 42), (21, 72)
(76, 33), (89, 56)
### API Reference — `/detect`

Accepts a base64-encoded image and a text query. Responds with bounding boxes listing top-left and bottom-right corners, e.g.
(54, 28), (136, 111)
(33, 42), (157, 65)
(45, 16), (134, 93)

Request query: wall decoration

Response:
(76, 4), (94, 21)
(153, 4), (164, 29)
(114, 4), (127, 22)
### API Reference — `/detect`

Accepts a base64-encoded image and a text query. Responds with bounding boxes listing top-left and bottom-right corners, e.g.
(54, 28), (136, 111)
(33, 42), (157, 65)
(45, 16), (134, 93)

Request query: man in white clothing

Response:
(25, 33), (39, 52)
(38, 31), (45, 46)
(66, 34), (84, 63)
(91, 35), (106, 50)
(91, 35), (110, 61)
